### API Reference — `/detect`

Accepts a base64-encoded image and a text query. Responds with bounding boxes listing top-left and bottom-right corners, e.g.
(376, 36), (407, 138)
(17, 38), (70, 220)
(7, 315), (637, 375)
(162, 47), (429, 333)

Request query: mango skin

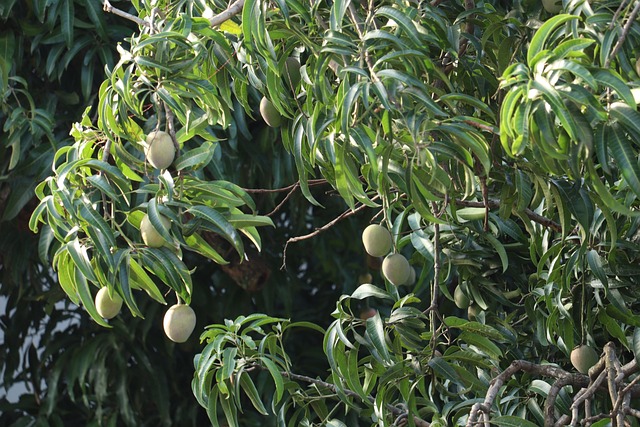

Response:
(145, 130), (175, 169)
(259, 97), (282, 127)
(163, 304), (196, 343)
(140, 214), (171, 248)
(95, 287), (123, 319)
(570, 345), (599, 374)
(382, 254), (411, 286)
(362, 224), (392, 257)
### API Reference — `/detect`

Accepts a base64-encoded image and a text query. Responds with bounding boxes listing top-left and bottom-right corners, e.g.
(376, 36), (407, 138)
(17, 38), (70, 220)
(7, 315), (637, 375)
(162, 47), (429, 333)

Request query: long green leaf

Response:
(527, 14), (579, 66)
(75, 269), (110, 327)
(66, 239), (98, 283)
(351, 284), (393, 300)
(365, 312), (393, 365)
(632, 328), (640, 367)
(188, 206), (244, 256)
(60, 0), (74, 48)
(239, 372), (269, 415)
(609, 124), (640, 199)
(174, 142), (215, 171)
(260, 356), (284, 404)
(129, 258), (166, 303)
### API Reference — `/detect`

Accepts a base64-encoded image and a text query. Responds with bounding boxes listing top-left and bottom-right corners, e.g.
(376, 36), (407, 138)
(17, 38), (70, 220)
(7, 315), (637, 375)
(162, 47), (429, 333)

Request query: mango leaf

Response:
(444, 317), (503, 340)
(174, 142), (215, 171)
(259, 356), (284, 404)
(188, 205), (244, 257)
(586, 249), (608, 289)
(351, 284), (394, 300)
(365, 312), (393, 365)
(129, 258), (166, 304)
(184, 233), (229, 265)
(527, 14), (579, 66)
(633, 328), (640, 367)
(608, 124), (640, 199)
(66, 239), (98, 283)
(239, 373), (269, 415)
(75, 269), (109, 327)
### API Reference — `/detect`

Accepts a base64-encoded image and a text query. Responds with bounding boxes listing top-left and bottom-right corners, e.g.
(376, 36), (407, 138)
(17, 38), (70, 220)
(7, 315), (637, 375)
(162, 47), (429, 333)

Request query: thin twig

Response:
(244, 179), (328, 194)
(268, 184), (299, 216)
(103, 0), (149, 27)
(427, 202), (441, 350)
(463, 119), (498, 134)
(208, 0), (245, 27)
(605, 0), (640, 68)
(610, 0), (630, 30)
(281, 202), (371, 269)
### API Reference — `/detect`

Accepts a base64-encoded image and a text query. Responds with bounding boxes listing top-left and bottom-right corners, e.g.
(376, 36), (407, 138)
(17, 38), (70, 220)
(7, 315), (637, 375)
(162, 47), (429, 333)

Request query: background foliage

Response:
(4, 0), (640, 426)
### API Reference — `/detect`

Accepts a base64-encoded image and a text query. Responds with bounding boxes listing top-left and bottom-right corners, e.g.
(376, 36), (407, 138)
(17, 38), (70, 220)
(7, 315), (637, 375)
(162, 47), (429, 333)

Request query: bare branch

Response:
(282, 202), (371, 269)
(467, 360), (590, 427)
(267, 184), (299, 217)
(610, 0), (630, 30)
(244, 179), (328, 194)
(208, 0), (245, 27)
(544, 376), (573, 426)
(103, 0), (149, 27)
(605, 0), (640, 68)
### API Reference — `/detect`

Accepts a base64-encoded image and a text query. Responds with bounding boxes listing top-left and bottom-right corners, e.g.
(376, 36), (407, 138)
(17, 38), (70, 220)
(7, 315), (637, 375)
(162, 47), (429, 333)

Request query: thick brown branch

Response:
(544, 376), (573, 426)
(467, 360), (589, 427)
(470, 346), (640, 426)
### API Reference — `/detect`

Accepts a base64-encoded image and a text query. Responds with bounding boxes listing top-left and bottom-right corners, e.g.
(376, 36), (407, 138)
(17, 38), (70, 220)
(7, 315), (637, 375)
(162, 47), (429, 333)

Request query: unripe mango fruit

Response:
(570, 345), (599, 374)
(163, 304), (197, 343)
(145, 130), (175, 169)
(284, 57), (301, 88)
(140, 214), (171, 248)
(260, 97), (282, 127)
(95, 287), (123, 319)
(382, 253), (411, 286)
(362, 224), (392, 257)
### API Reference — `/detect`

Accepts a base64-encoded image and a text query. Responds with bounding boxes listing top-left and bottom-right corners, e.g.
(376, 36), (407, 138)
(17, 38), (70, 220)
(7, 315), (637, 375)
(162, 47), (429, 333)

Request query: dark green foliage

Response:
(6, 0), (640, 426)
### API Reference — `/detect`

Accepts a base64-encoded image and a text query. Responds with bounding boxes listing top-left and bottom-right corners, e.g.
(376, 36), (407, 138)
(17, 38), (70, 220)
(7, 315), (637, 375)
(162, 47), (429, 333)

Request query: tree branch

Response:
(243, 179), (328, 194)
(208, 0), (245, 27)
(282, 202), (371, 269)
(467, 360), (590, 427)
(605, 0), (640, 68)
(103, 0), (149, 27)
(469, 344), (640, 426)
